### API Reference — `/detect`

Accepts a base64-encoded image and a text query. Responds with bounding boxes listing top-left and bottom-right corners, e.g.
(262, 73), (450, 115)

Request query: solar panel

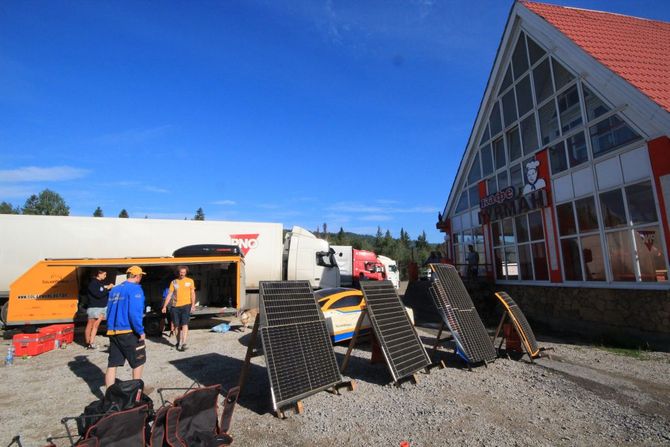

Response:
(494, 291), (540, 357)
(258, 281), (343, 410)
(359, 281), (431, 381)
(429, 264), (497, 365)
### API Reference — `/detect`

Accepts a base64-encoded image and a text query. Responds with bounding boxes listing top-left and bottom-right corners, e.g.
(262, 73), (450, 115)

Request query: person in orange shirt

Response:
(161, 266), (196, 351)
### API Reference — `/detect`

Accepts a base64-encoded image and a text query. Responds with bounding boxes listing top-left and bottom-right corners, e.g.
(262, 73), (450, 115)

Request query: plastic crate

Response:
(38, 323), (75, 345)
(13, 333), (42, 356)
(39, 332), (57, 353)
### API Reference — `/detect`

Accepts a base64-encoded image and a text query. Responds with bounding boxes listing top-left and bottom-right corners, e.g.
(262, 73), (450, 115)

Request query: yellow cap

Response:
(126, 266), (146, 276)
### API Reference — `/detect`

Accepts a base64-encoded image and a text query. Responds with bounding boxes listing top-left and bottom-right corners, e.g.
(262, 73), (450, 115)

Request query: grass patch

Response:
(597, 346), (644, 359)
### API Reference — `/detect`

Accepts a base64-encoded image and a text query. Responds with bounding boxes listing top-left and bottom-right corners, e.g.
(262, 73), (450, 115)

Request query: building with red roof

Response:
(437, 1), (670, 346)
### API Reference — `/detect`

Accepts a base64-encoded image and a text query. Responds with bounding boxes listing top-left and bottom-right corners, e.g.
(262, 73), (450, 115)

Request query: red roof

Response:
(522, 1), (670, 113)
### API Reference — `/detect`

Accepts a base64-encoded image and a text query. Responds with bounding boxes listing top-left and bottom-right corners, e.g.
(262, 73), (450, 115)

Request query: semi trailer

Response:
(331, 245), (385, 287)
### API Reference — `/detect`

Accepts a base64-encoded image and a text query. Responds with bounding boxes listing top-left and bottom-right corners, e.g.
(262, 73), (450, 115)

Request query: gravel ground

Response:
(1, 318), (669, 447)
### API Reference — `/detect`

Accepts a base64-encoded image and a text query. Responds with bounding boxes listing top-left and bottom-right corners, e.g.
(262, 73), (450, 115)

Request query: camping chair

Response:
(75, 404), (150, 447)
(151, 385), (240, 447)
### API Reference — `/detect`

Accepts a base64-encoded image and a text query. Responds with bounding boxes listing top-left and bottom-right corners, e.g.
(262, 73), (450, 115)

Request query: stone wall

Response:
(484, 284), (670, 350)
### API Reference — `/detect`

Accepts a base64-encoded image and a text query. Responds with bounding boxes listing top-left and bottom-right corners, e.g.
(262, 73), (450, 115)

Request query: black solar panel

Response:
(359, 281), (431, 381)
(429, 264), (497, 364)
(259, 281), (324, 327)
(258, 281), (343, 410)
(494, 291), (540, 357)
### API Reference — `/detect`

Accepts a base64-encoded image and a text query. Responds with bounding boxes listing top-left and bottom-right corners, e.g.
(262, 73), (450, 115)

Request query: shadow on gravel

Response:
(170, 353), (271, 415)
(68, 355), (106, 399)
(333, 351), (392, 386)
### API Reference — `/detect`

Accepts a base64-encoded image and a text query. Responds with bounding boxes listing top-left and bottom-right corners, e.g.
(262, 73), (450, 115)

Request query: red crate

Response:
(39, 332), (57, 353)
(13, 333), (42, 356)
(38, 323), (75, 345)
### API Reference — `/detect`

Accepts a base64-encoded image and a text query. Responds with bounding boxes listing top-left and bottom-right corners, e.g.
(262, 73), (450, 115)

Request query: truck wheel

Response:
(144, 314), (162, 337)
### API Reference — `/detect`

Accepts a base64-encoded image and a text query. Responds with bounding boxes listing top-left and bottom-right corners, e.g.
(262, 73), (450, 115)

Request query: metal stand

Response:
(491, 311), (553, 363)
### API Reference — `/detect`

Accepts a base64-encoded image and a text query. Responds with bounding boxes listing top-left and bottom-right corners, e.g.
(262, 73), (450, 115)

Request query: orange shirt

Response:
(169, 277), (195, 307)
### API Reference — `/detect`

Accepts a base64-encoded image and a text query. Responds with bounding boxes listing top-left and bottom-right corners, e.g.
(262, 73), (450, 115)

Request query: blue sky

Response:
(2, 0), (669, 242)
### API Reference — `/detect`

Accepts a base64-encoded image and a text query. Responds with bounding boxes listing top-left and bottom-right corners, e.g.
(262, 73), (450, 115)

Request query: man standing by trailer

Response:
(162, 266), (196, 351)
(105, 266), (147, 387)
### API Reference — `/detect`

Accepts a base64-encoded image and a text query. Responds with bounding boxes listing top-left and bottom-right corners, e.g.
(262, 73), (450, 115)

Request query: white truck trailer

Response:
(0, 215), (340, 320)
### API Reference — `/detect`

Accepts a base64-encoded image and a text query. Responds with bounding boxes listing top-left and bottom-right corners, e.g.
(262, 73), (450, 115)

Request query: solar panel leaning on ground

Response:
(258, 281), (343, 411)
(359, 281), (431, 382)
(493, 291), (540, 358)
(428, 264), (497, 365)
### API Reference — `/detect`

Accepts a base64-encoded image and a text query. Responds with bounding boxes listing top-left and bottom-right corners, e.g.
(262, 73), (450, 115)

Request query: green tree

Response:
(194, 207), (205, 221)
(399, 228), (411, 248)
(335, 227), (347, 245)
(93, 206), (103, 217)
(382, 229), (394, 256)
(22, 189), (70, 215)
(0, 201), (20, 214)
(118, 209), (129, 218)
(374, 226), (383, 253)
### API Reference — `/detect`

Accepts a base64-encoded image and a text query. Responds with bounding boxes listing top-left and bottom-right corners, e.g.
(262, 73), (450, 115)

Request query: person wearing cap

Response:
(104, 265), (147, 387)
(161, 266), (196, 351)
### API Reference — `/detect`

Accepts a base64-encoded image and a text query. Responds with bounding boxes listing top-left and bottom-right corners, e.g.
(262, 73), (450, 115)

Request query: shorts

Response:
(87, 307), (106, 319)
(171, 305), (192, 327)
(108, 333), (146, 368)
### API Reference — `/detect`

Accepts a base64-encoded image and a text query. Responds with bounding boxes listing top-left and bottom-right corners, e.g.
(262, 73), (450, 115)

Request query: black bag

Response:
(77, 379), (153, 436)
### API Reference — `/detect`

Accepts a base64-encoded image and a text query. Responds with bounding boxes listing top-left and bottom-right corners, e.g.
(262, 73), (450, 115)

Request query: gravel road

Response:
(1, 318), (669, 446)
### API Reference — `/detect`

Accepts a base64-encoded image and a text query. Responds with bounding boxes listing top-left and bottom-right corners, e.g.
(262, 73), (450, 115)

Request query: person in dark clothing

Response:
(467, 245), (480, 280)
(85, 269), (114, 349)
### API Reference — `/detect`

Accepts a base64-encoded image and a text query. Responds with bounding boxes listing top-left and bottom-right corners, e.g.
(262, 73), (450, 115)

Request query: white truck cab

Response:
(283, 226), (340, 289)
(378, 255), (400, 289)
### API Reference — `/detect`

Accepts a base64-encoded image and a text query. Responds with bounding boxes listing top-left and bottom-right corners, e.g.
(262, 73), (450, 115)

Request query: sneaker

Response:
(175, 342), (180, 350)
(86, 344), (97, 350)
(179, 344), (187, 352)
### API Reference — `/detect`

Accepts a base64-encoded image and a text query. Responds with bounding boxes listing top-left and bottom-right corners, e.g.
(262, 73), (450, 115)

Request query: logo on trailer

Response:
(230, 233), (259, 256)
(638, 230), (656, 252)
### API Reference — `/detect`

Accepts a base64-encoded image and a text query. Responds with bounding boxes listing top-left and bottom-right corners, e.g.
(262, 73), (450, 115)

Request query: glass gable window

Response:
(455, 191), (468, 213)
(467, 152), (481, 184)
(515, 75), (534, 117)
(549, 141), (568, 174)
(526, 36), (546, 65)
(502, 89), (518, 128)
(489, 102), (503, 137)
(590, 114), (641, 158)
(481, 144), (494, 177)
(552, 59), (574, 91)
(533, 58), (553, 103)
(510, 164), (523, 192)
(480, 125), (490, 146)
(539, 100), (560, 145)
(520, 114), (538, 156)
(557, 85), (582, 133)
(512, 33), (529, 79)
(583, 86), (610, 121)
(500, 65), (513, 93)
(566, 131), (588, 168)
(493, 138), (506, 170)
(468, 185), (479, 208)
(506, 127), (521, 162)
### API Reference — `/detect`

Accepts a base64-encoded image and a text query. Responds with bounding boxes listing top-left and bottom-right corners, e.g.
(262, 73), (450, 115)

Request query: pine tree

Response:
(118, 209), (129, 218)
(194, 207), (205, 221)
(93, 207), (103, 217)
(22, 189), (70, 216)
(0, 201), (20, 214)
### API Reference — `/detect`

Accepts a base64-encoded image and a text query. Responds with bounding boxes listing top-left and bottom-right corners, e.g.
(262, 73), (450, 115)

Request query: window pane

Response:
(557, 85), (582, 133)
(505, 247), (519, 279)
(512, 33), (529, 79)
(494, 248), (504, 278)
(566, 131), (588, 168)
(583, 85), (610, 122)
(581, 234), (606, 281)
(515, 75), (533, 117)
(557, 202), (576, 236)
(528, 210), (544, 241)
(490, 102), (503, 136)
(527, 36), (546, 65)
(501, 65), (513, 93)
(502, 217), (515, 245)
(455, 191), (468, 213)
(453, 243), (461, 266)
(552, 58), (574, 91)
(518, 244), (533, 280)
(467, 152), (481, 184)
(520, 114), (538, 156)
(533, 58), (553, 103)
(539, 100), (560, 145)
(510, 164), (523, 192)
(626, 181), (658, 225)
(480, 124), (490, 145)
(575, 196), (599, 232)
(487, 176), (497, 195)
(492, 221), (502, 246)
(516, 215), (530, 243)
(506, 127), (522, 162)
(549, 141), (568, 174)
(561, 238), (583, 280)
(635, 226), (668, 282)
(502, 89), (518, 128)
(498, 170), (509, 190)
(493, 137), (506, 169)
(532, 242), (549, 280)
(468, 185), (479, 208)
(481, 144), (494, 177)
(607, 230), (635, 281)
(590, 114), (642, 158)
(599, 189), (626, 229)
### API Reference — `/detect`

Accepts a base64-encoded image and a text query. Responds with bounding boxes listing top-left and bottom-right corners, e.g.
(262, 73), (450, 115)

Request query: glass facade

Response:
(448, 29), (668, 286)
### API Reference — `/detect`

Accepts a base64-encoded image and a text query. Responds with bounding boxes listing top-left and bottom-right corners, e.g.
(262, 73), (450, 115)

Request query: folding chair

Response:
(75, 404), (149, 447)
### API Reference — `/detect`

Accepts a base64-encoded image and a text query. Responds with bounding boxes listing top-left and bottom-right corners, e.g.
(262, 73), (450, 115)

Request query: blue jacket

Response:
(106, 281), (145, 336)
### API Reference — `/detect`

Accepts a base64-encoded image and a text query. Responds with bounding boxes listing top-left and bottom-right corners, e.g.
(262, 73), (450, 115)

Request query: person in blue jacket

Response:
(105, 265), (147, 388)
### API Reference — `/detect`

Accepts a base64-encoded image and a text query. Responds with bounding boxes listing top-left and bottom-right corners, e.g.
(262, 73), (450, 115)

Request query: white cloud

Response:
(211, 200), (237, 206)
(360, 214), (393, 222)
(0, 185), (36, 199)
(0, 166), (89, 182)
(327, 201), (437, 215)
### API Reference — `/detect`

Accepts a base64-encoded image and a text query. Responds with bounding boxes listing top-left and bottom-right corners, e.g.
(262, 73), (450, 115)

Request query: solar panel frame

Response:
(258, 280), (343, 410)
(429, 264), (497, 365)
(494, 291), (540, 357)
(359, 281), (431, 382)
